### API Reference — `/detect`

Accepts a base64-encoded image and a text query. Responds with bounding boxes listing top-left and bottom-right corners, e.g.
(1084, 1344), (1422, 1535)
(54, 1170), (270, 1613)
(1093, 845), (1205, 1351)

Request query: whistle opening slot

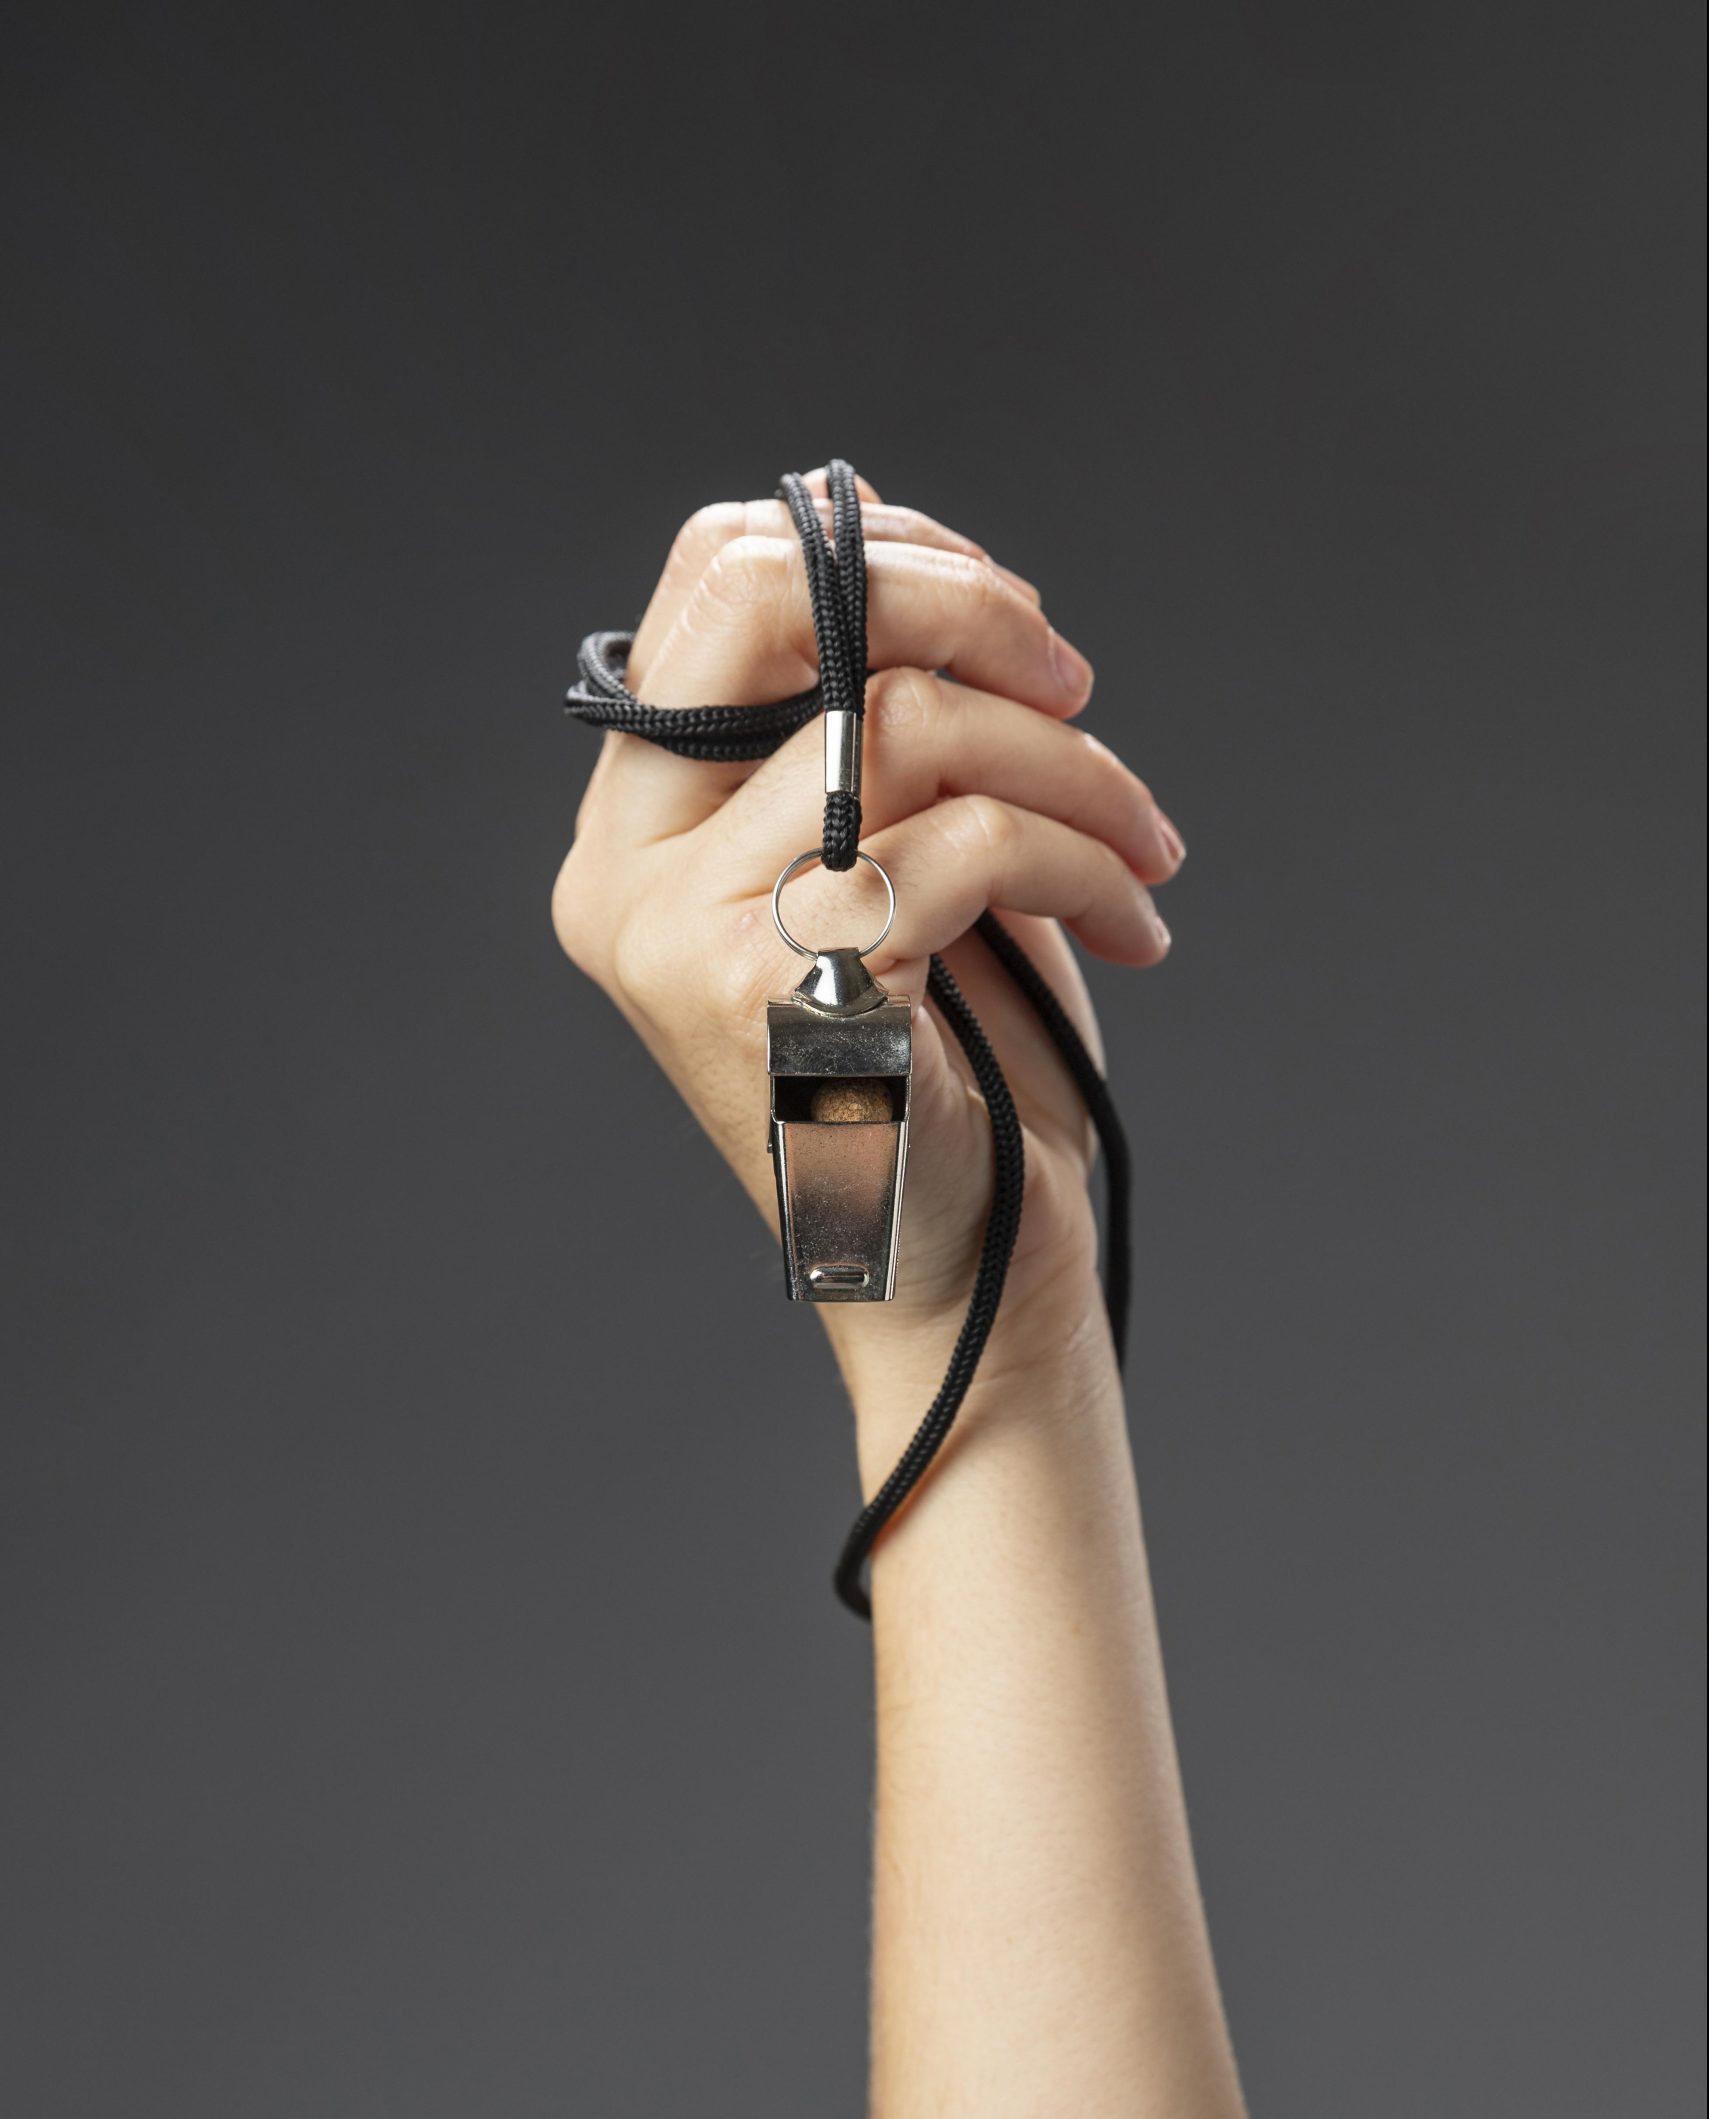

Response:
(808, 1264), (871, 1291)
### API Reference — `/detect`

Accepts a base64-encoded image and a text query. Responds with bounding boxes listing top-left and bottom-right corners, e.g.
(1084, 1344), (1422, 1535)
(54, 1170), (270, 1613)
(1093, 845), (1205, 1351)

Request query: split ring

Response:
(771, 850), (897, 961)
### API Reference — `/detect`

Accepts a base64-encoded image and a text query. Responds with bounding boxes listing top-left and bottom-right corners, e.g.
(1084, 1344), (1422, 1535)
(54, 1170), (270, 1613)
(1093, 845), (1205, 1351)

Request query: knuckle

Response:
(906, 504), (980, 557)
(551, 846), (605, 977)
(938, 549), (995, 604)
(701, 533), (788, 615)
(1020, 1138), (1072, 1215)
(703, 911), (777, 1027)
(864, 665), (938, 736)
(661, 502), (738, 589)
(1097, 837), (1133, 894)
(959, 792), (1018, 860)
(554, 847), (675, 1016)
(670, 501), (742, 564)
(608, 910), (673, 1015)
(1114, 760), (1154, 816)
(1077, 726), (1149, 804)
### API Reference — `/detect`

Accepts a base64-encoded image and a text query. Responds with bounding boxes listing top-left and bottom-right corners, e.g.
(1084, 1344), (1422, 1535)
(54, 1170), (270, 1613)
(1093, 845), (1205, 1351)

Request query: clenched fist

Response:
(552, 467), (1184, 1433)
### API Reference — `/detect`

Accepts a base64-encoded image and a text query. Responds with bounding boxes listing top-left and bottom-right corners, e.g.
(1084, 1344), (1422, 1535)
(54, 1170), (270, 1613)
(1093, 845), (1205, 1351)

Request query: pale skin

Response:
(553, 470), (1247, 2117)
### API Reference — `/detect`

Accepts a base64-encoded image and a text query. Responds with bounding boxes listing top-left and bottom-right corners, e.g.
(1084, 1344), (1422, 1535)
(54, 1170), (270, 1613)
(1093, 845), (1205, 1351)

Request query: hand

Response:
(552, 469), (1185, 1433)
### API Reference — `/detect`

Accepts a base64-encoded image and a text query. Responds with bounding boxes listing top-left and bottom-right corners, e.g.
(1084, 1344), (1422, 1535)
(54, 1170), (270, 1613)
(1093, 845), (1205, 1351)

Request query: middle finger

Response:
(704, 668), (1184, 891)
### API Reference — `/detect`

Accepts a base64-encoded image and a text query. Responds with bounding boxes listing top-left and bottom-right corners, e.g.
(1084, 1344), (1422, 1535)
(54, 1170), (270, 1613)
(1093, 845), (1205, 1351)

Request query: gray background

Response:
(3, 2), (1702, 2113)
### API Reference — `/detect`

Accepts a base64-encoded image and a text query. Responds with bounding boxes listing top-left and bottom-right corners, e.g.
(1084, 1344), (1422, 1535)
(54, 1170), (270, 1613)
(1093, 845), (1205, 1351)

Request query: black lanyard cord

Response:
(565, 461), (1130, 1618)
(776, 464), (868, 870)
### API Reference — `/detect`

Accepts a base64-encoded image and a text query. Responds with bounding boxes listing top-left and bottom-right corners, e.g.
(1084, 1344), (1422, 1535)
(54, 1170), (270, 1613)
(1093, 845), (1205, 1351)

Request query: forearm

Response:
(849, 1305), (1245, 2118)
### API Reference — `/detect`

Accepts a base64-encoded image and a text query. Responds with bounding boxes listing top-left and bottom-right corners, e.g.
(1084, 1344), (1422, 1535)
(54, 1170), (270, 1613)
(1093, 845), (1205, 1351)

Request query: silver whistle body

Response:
(767, 947), (911, 1302)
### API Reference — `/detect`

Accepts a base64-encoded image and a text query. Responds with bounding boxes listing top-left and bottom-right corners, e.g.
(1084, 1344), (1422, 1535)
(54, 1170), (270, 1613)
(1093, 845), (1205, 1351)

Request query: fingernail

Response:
(1150, 910), (1172, 954)
(1050, 629), (1094, 702)
(1156, 811), (1186, 866)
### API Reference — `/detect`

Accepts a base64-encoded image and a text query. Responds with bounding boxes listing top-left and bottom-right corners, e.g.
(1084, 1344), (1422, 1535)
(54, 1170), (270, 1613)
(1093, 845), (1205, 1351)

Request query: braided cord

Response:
(562, 463), (1131, 1618)
(831, 948), (1026, 1615)
(565, 630), (822, 760)
(973, 910), (1131, 1369)
(778, 462), (868, 869)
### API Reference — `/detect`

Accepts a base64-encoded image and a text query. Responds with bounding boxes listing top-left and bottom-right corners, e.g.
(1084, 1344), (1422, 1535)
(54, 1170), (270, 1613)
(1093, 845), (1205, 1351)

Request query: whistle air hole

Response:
(812, 1079), (894, 1123)
(772, 1076), (904, 1123)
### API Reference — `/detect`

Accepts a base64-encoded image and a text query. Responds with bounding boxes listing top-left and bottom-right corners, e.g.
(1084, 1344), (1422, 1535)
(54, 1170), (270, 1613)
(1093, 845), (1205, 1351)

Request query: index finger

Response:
(629, 497), (1012, 685)
(799, 464), (883, 503)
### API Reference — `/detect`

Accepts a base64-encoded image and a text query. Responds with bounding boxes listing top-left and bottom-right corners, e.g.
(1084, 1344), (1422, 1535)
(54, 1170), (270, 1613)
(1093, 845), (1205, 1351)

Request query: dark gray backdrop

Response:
(3, 3), (1703, 2114)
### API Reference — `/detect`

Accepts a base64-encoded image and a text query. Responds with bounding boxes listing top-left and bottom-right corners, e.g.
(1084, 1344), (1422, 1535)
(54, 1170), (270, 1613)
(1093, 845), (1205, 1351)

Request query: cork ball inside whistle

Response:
(810, 1080), (892, 1124)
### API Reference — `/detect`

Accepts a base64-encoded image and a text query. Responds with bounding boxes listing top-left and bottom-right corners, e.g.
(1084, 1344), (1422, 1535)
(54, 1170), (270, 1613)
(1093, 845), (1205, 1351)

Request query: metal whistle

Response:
(767, 854), (911, 1303)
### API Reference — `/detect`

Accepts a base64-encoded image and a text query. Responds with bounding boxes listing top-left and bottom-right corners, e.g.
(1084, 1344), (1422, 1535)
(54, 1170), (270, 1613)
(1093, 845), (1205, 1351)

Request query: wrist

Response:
(823, 1267), (1123, 1496)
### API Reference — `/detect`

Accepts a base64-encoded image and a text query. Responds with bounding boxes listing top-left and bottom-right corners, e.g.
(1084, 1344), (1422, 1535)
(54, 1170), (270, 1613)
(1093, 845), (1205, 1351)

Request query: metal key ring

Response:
(771, 849), (897, 960)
